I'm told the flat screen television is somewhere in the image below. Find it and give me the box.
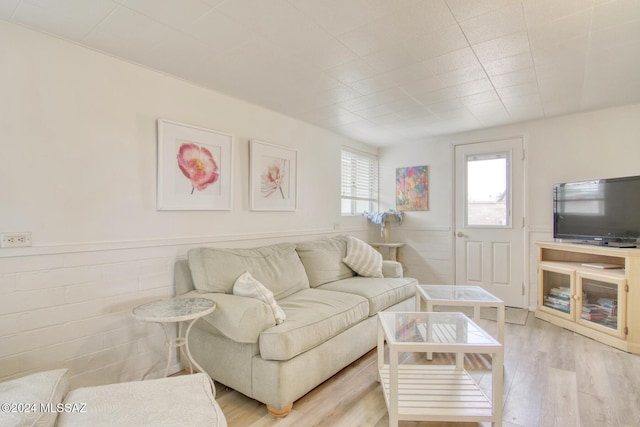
[553,175,640,247]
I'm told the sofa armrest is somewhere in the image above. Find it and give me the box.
[180,291,275,343]
[382,260,403,278]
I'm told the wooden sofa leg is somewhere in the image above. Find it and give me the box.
[267,403,293,418]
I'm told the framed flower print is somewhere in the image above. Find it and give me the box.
[250,140,297,211]
[157,119,233,210]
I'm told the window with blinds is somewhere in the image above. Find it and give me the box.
[341,149,379,215]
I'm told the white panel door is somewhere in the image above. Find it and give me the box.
[454,139,525,307]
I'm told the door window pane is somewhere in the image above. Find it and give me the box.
[466,153,509,226]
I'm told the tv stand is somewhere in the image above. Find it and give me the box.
[536,241,640,354]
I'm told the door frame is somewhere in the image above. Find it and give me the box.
[450,136,530,308]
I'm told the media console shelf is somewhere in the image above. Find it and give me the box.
[536,241,640,354]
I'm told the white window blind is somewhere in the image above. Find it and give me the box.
[341,149,379,215]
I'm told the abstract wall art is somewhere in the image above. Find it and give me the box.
[396,165,428,211]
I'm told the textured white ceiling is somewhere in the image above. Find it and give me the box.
[3,0,640,146]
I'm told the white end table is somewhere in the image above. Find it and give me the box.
[132,297,215,386]
[370,242,405,262]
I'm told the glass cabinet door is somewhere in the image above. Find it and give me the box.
[576,271,627,339]
[538,264,575,320]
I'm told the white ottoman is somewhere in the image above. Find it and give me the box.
[0,369,226,427]
[57,373,226,427]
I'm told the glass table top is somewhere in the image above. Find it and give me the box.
[417,285,503,303]
[378,311,499,346]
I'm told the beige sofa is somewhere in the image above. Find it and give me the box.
[175,236,417,417]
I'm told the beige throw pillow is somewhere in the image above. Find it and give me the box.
[342,236,384,278]
[233,271,286,325]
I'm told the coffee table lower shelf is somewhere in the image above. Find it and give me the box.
[379,364,494,423]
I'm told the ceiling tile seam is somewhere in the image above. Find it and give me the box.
[8,0,22,20]
[521,0,550,120]
[6,10,160,75]
[516,2,547,117]
[158,7,252,64]
[390,85,440,123]
[79,2,126,43]
[108,2,267,63]
[6,1,122,44]
[236,2,332,60]
[524,4,597,114]
[172,5,227,35]
[283,0,375,71]
[341,57,490,121]
[114,2,212,44]
[579,1,597,112]
[442,0,511,126]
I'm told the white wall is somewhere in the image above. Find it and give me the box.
[0,21,372,387]
[0,21,377,247]
[378,141,453,284]
[380,103,640,309]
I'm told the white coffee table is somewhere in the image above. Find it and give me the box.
[132,297,215,383]
[416,285,505,346]
[377,311,503,426]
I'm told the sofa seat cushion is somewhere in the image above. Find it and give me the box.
[258,288,369,361]
[188,243,309,299]
[295,236,354,287]
[318,277,417,316]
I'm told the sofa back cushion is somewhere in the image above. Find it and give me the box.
[295,236,355,287]
[188,243,309,299]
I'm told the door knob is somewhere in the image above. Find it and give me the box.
[456,231,464,237]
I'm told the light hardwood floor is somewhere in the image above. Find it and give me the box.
[212,314,640,427]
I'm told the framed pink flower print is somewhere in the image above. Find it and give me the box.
[250,140,297,211]
[157,120,232,210]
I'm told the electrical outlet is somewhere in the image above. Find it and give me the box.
[0,232,32,248]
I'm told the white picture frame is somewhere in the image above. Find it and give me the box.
[250,139,297,211]
[157,119,233,210]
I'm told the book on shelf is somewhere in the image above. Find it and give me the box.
[582,312,605,321]
[544,295,570,306]
[596,298,617,308]
[596,306,617,316]
[582,304,601,314]
[544,295,570,312]
[549,287,571,299]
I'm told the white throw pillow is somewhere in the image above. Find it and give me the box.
[233,271,286,325]
[0,368,69,427]
[342,236,384,278]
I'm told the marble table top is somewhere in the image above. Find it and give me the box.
[132,297,216,323]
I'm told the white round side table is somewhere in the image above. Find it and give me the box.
[132,297,216,386]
